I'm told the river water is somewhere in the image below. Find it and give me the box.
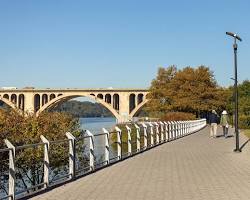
[79,117,117,134]
[79,117,118,162]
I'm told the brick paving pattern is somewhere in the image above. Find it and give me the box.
[30,127,250,200]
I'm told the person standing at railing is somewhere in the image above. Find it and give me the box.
[209,110,219,138]
[220,110,230,138]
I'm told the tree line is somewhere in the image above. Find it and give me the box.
[145,65,250,128]
[52,100,113,118]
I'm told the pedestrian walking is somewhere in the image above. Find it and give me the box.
[209,110,219,138]
[220,110,230,138]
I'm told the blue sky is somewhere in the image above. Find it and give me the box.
[0,0,249,89]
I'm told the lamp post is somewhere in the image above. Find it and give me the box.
[226,32,242,152]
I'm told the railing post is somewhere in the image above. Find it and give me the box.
[180,121,183,137]
[190,120,194,133]
[184,121,187,136]
[66,132,76,179]
[176,121,180,138]
[188,121,191,134]
[125,125,132,155]
[191,120,194,133]
[194,120,196,132]
[174,121,177,139]
[164,122,169,141]
[102,128,110,165]
[184,121,187,135]
[170,121,175,140]
[189,121,191,134]
[187,121,190,134]
[182,121,185,136]
[115,126,122,160]
[134,124,140,152]
[179,121,182,137]
[175,121,178,139]
[190,121,193,133]
[40,135,50,188]
[154,122,159,144]
[148,122,154,146]
[168,121,172,141]
[192,120,195,133]
[85,130,95,171]
[4,139,15,200]
[142,123,147,149]
[159,122,164,143]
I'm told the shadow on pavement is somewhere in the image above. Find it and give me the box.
[240,139,250,152]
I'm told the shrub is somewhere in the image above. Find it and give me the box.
[0,109,80,147]
[0,109,81,195]
[239,114,250,129]
[161,112,196,121]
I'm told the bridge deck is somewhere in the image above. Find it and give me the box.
[31,127,250,200]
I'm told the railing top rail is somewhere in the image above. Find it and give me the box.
[109,131,117,134]
[95,132,108,136]
[0,194,13,199]
[95,130,116,135]
[0,147,12,153]
[75,135,87,140]
[50,139,70,145]
[15,142,45,150]
[75,133,93,140]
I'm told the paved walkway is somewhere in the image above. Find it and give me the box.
[31,127,250,200]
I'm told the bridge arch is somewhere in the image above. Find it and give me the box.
[105,94,111,104]
[129,93,136,113]
[137,93,144,105]
[34,94,41,112]
[3,94,9,100]
[18,94,25,110]
[129,99,149,118]
[50,94,56,100]
[97,94,103,99]
[0,96,18,110]
[113,94,119,110]
[36,94,121,121]
[11,94,17,104]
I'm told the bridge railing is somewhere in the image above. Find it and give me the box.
[0,119,206,200]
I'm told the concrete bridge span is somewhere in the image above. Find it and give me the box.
[0,88,149,122]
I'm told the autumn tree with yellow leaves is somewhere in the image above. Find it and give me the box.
[146,66,228,119]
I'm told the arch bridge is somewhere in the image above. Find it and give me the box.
[0,88,149,123]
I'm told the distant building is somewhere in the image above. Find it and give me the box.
[23,87,35,89]
[1,87,17,90]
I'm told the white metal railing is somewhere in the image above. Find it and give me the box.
[0,119,206,200]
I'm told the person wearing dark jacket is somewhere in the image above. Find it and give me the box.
[209,110,219,138]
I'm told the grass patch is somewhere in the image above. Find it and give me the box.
[242,129,250,138]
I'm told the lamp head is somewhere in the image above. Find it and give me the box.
[226,32,242,41]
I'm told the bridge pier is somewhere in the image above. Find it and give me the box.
[24,93,35,113]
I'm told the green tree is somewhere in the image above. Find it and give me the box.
[226,80,250,128]
[239,80,250,116]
